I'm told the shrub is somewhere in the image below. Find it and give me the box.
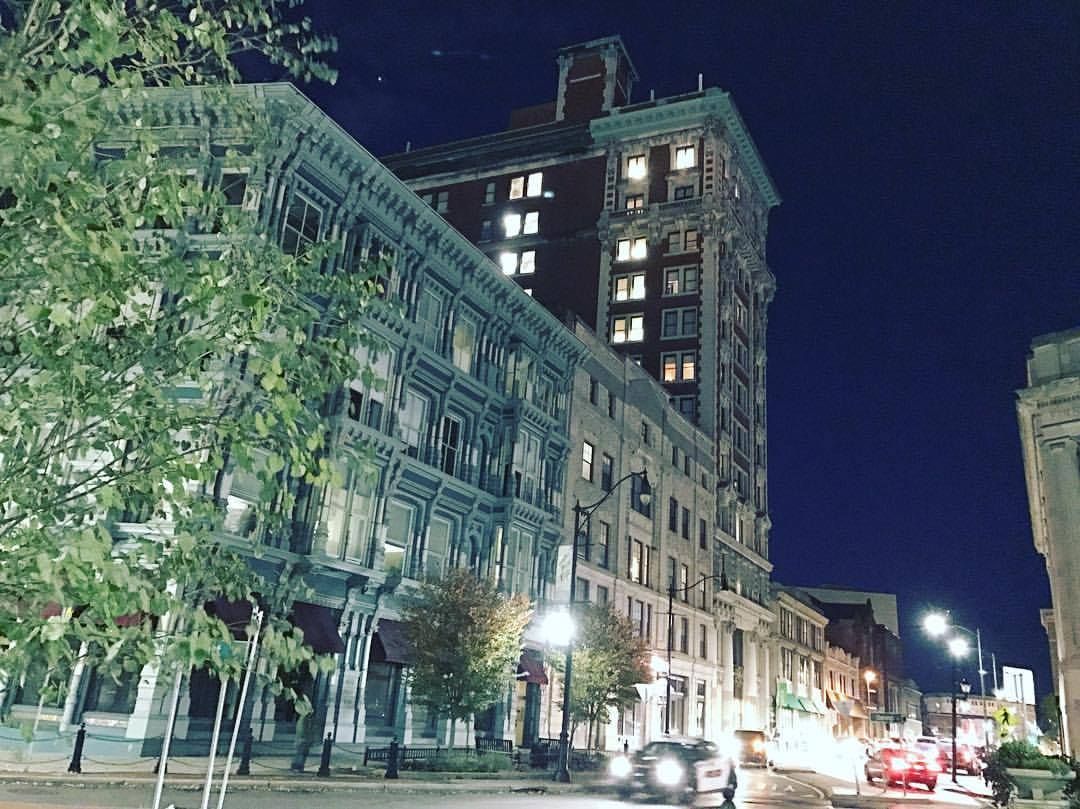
[984,742,1074,806]
[405,753,513,773]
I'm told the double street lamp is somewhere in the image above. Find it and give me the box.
[665,573,723,734]
[924,612,991,753]
[551,468,651,783]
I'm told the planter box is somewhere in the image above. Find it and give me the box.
[1006,767,1075,800]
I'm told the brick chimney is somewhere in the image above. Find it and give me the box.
[554,36,638,122]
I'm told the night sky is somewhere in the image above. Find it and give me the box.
[251,1,1080,700]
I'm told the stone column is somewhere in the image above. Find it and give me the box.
[719,623,734,732]
[743,631,759,729]
[1043,438,1080,758]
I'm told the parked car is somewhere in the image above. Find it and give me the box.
[611,737,737,804]
[733,730,769,766]
[864,746,940,791]
[937,740,984,775]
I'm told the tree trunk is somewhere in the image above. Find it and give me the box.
[448,717,456,751]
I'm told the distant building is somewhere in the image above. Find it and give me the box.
[922,693,1035,745]
[1017,326,1080,757]
[824,643,868,739]
[809,597,906,739]
[770,586,829,751]
[798,587,900,638]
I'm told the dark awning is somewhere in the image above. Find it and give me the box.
[517,651,548,685]
[207,597,254,640]
[375,618,415,666]
[290,602,345,655]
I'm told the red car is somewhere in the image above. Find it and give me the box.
[865,747,940,791]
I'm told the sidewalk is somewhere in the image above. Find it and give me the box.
[0,758,605,795]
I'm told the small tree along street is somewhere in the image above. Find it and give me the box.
[551,603,650,750]
[0,0,383,719]
[403,570,533,745]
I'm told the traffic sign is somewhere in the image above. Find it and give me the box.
[870,711,904,723]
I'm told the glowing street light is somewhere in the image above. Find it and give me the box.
[924,612,949,638]
[542,610,575,648]
[949,637,970,659]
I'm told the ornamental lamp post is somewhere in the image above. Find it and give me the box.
[948,637,971,783]
[553,468,650,783]
[924,611,991,751]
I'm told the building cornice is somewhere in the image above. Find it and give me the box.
[590,88,781,208]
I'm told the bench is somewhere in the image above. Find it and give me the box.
[363,745,444,766]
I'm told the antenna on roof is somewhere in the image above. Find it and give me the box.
[405,141,411,152]
[650,89,655,101]
[697,73,703,92]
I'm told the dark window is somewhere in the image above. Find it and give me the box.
[589,377,599,405]
[699,518,708,550]
[601,454,614,491]
[733,628,744,667]
[630,476,651,517]
[681,507,690,540]
[668,497,678,532]
[674,185,694,200]
[479,220,493,241]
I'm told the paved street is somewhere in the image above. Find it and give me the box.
[0,767,995,809]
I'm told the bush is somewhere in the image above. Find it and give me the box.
[984,742,1074,806]
[405,752,513,773]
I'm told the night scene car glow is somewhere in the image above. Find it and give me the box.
[610,737,737,804]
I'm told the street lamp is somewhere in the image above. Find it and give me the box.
[553,468,651,783]
[924,611,991,751]
[950,639,976,781]
[864,670,877,738]
[664,573,723,734]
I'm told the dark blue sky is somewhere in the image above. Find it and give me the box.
[262,1,1080,698]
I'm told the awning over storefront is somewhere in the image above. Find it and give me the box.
[776,682,804,711]
[207,597,254,639]
[290,601,345,655]
[517,651,548,685]
[797,696,825,715]
[848,699,869,719]
[374,618,415,665]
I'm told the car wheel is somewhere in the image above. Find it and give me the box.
[927,779,937,792]
[864,769,873,783]
[616,786,633,800]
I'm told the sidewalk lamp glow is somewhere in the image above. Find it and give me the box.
[542,610,575,647]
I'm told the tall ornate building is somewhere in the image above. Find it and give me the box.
[1017,326,1080,757]
[384,34,780,726]
[0,83,583,755]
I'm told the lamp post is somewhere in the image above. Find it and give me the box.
[553,469,651,783]
[947,636,970,784]
[864,670,876,738]
[664,573,723,735]
[924,612,990,750]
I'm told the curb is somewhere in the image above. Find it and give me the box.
[0,771,602,795]
[830,787,934,807]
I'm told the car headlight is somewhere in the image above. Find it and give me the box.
[655,758,685,786]
[752,740,765,752]
[610,755,632,778]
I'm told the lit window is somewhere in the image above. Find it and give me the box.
[503,213,522,238]
[453,315,477,374]
[519,250,535,274]
[499,252,518,275]
[435,191,449,213]
[626,194,644,210]
[523,211,539,234]
[484,182,496,204]
[627,154,646,179]
[526,172,543,197]
[662,354,678,382]
[684,229,698,251]
[524,288,533,296]
[509,176,525,199]
[613,272,646,301]
[616,236,647,262]
[611,314,645,344]
[681,352,696,381]
[675,145,696,169]
[582,441,594,480]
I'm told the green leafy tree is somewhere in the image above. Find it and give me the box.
[0,0,382,718]
[551,603,650,750]
[403,570,533,746]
